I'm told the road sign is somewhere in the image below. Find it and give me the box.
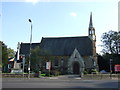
[114,65,120,72]
[46,62,51,70]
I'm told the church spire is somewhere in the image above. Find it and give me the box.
[88,12,96,41]
[89,12,93,28]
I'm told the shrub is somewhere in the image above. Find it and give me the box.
[91,69,98,74]
[41,70,50,76]
[40,74,46,76]
[83,70,88,75]
[51,70,61,76]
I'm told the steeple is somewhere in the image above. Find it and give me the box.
[88,12,96,41]
[88,12,98,71]
[89,12,93,28]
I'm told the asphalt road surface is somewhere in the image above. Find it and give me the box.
[2,76,119,89]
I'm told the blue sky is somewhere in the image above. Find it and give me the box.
[1,0,119,54]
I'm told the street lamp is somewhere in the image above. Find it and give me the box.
[110,59,112,73]
[28,19,32,79]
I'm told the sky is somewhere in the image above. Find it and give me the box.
[1,0,119,54]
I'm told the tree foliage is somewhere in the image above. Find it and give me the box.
[99,30,120,73]
[97,54,110,72]
[7,48,15,58]
[2,42,8,65]
[1,42,8,72]
[101,30,120,54]
[30,46,53,73]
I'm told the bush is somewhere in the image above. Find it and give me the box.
[42,70,50,76]
[40,74,46,76]
[83,70,88,75]
[51,70,61,76]
[91,69,98,74]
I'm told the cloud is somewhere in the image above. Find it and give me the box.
[25,0,39,5]
[70,12,78,17]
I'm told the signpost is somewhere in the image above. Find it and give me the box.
[114,65,120,73]
[46,62,51,70]
[109,59,112,78]
[109,59,112,74]
[46,62,51,77]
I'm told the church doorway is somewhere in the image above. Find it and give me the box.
[73,62,80,74]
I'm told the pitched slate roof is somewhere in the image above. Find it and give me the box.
[40,36,93,56]
[20,43,40,56]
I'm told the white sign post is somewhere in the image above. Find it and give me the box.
[46,62,51,70]
[46,62,51,77]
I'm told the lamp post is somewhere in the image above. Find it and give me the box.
[22,55,25,78]
[28,19,32,79]
[110,59,112,73]
[109,59,112,78]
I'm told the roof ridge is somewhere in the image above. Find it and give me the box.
[42,36,88,39]
[21,42,40,44]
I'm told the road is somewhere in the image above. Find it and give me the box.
[2,75,119,89]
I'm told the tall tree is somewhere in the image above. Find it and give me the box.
[30,46,53,73]
[7,48,15,58]
[101,31,120,72]
[101,30,120,54]
[30,46,42,72]
[2,42,8,72]
[2,43,8,65]
[97,54,110,72]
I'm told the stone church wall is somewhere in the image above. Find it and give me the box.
[83,56,95,72]
[39,55,95,74]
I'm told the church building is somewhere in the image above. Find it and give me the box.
[19,13,98,75]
